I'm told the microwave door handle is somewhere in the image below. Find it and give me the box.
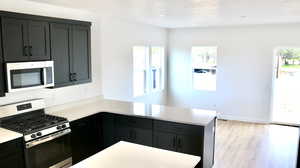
[43,67,47,86]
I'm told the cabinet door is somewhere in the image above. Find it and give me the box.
[50,23,72,87]
[1,17,29,62]
[71,25,91,84]
[132,128,153,147]
[101,113,116,149]
[0,138,25,168]
[153,131,177,152]
[115,126,132,143]
[28,20,50,61]
[70,116,101,164]
[0,23,5,97]
[176,135,203,156]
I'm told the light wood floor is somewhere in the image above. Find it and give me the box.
[213,120,299,168]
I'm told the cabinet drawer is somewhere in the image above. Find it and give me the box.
[115,115,153,130]
[154,120,204,136]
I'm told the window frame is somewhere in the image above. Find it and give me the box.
[191,46,218,92]
[133,46,165,98]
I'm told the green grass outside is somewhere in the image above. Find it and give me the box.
[281,64,300,69]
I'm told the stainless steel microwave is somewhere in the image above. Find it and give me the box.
[6,61,54,93]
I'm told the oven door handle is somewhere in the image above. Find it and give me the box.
[26,129,71,149]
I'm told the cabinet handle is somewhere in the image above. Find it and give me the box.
[29,46,33,56]
[173,137,176,148]
[177,138,182,149]
[73,73,77,81]
[24,46,28,56]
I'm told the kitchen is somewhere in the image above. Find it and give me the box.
[0,0,300,168]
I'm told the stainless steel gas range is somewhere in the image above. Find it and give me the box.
[0,99,72,168]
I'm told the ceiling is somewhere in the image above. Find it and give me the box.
[28,0,300,28]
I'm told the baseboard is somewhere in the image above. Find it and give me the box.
[218,114,270,124]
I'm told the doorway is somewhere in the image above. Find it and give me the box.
[272,48,300,126]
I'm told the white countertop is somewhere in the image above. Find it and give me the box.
[71,141,200,168]
[0,127,23,144]
[47,97,216,126]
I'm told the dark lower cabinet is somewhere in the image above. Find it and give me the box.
[153,120,215,168]
[69,113,215,168]
[153,131,177,152]
[114,115,153,147]
[0,138,25,168]
[101,113,117,148]
[70,114,101,164]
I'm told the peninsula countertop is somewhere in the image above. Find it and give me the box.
[47,97,216,126]
[71,141,201,168]
[0,127,22,144]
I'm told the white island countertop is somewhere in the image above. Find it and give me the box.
[0,127,23,144]
[71,141,200,168]
[47,97,216,126]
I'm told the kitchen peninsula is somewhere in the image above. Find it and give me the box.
[47,97,216,168]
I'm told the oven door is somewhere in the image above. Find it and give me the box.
[24,129,72,168]
[6,61,54,92]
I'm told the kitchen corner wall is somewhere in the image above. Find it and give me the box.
[0,0,103,106]
[100,17,168,105]
[167,24,300,123]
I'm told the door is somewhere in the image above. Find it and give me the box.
[153,131,177,152]
[1,17,29,62]
[28,21,50,61]
[272,48,300,125]
[71,25,91,83]
[50,23,72,87]
[176,135,202,156]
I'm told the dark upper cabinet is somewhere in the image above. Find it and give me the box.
[70,114,101,164]
[1,17,50,62]
[1,17,28,62]
[27,20,50,61]
[0,138,25,168]
[50,23,72,87]
[50,23,91,88]
[72,25,91,84]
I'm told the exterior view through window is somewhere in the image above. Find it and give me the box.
[192,47,217,91]
[272,47,300,125]
[133,46,164,97]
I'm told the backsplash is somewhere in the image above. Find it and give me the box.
[0,83,102,107]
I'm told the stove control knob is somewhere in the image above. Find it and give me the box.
[31,134,36,139]
[57,126,62,130]
[61,124,66,129]
[37,132,42,136]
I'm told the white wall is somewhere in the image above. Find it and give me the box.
[0,0,103,106]
[168,24,300,123]
[101,17,168,104]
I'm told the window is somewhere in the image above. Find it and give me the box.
[192,46,217,91]
[133,46,164,97]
